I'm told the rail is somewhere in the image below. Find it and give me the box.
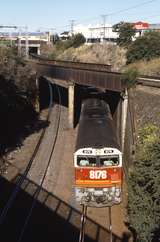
[79,205,87,242]
[0,81,53,224]
[17,84,62,242]
[79,205,113,242]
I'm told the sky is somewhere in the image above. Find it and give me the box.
[0,0,160,32]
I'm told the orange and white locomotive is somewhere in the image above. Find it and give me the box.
[74,98,123,207]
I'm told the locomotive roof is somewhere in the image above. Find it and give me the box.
[75,98,120,151]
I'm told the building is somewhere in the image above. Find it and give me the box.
[59,21,160,45]
[59,24,118,44]
[0,31,51,55]
[133,21,160,37]
[73,24,118,43]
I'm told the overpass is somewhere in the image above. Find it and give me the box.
[34,59,128,149]
[35,60,123,92]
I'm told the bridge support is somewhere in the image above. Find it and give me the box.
[68,82,75,129]
[121,88,128,152]
[37,47,40,55]
[35,75,40,113]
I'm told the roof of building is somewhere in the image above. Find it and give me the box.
[149,24,160,29]
[0,32,49,37]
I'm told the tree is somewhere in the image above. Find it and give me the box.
[71,33,86,48]
[127,31,160,64]
[55,33,86,51]
[113,21,136,47]
[0,46,37,154]
[128,124,160,242]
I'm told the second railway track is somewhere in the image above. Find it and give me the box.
[0,81,54,225]
[16,86,62,241]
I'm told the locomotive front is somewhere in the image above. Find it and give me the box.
[74,147,122,207]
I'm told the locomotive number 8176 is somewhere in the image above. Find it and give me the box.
[74,98,123,207]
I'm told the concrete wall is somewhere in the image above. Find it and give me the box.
[123,90,136,177]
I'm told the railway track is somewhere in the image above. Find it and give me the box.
[79,206,113,242]
[138,76,160,87]
[0,81,53,225]
[0,81,65,242]
[17,86,62,241]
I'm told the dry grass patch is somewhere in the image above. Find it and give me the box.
[56,43,126,71]
[123,58,160,76]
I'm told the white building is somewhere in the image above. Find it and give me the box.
[73,24,118,43]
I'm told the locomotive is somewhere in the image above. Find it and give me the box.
[74,98,123,207]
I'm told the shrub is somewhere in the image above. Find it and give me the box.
[113,22,136,47]
[71,33,86,48]
[127,31,160,64]
[122,67,139,88]
[55,33,86,52]
[128,124,160,242]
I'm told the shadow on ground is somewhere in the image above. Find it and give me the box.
[0,175,131,242]
[0,116,50,161]
[0,76,51,163]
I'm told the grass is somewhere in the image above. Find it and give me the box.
[42,43,127,71]
[123,57,160,76]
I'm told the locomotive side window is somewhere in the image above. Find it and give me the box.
[100,156,119,166]
[77,156,96,167]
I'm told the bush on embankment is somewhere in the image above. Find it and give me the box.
[126,31,160,64]
[128,124,160,242]
[0,46,37,154]
[122,57,160,76]
[50,43,127,71]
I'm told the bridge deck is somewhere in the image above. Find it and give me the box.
[36,62,123,92]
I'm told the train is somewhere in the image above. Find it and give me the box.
[74,98,123,207]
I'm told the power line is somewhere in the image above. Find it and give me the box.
[101,15,107,40]
[107,0,159,16]
[75,0,159,25]
[51,0,159,32]
[116,10,160,23]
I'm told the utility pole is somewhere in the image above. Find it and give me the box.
[18,27,22,57]
[101,14,107,42]
[70,20,75,36]
[25,26,29,58]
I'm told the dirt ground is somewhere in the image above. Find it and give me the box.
[1,84,160,241]
[134,85,160,130]
[2,109,48,181]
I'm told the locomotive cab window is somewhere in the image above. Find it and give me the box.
[77,156,96,167]
[100,156,119,166]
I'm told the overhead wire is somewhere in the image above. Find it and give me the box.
[63,0,159,27]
